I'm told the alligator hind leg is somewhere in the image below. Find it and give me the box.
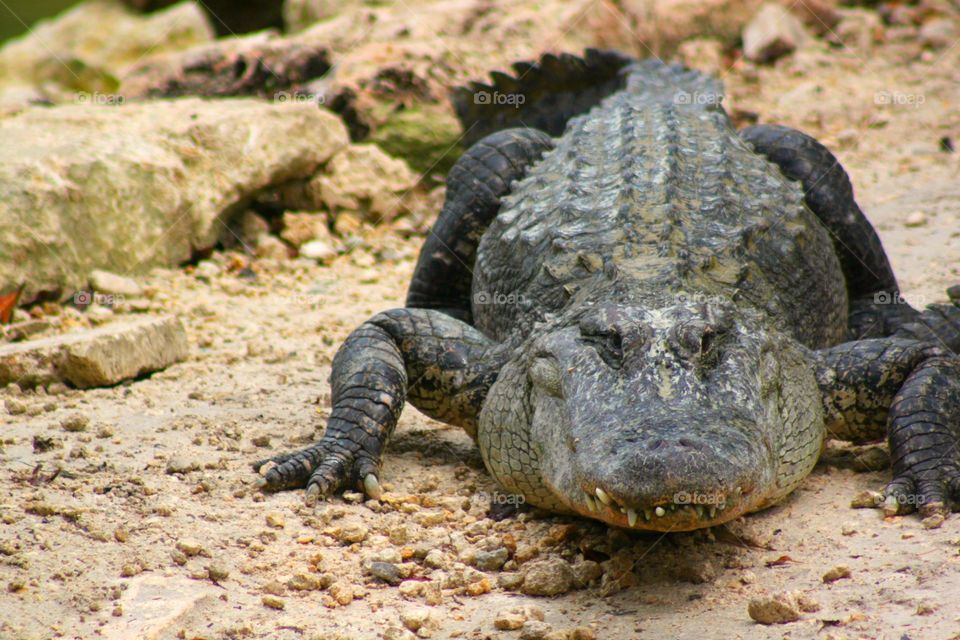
[253,309,506,502]
[814,339,960,516]
[405,128,553,323]
[740,125,917,339]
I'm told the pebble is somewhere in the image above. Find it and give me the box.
[5,398,27,415]
[90,269,143,297]
[920,17,957,49]
[916,600,938,615]
[383,628,417,640]
[822,565,851,583]
[206,564,229,582]
[521,557,575,596]
[474,547,509,571]
[743,3,807,64]
[850,490,882,509]
[300,240,337,263]
[368,561,404,585]
[175,539,206,557]
[572,559,602,586]
[120,563,142,577]
[398,580,423,598]
[399,606,437,632]
[55,413,88,434]
[261,580,285,596]
[519,621,554,640]
[904,211,928,227]
[261,595,285,610]
[328,581,355,606]
[287,572,321,591]
[166,456,201,475]
[338,522,368,544]
[922,513,945,529]
[423,549,448,569]
[494,605,545,630]
[265,512,285,529]
[748,592,801,624]
[498,572,524,590]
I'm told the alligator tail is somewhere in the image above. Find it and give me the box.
[451,49,723,147]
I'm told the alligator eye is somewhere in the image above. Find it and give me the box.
[578,332,624,369]
[529,357,564,398]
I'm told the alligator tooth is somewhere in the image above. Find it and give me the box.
[584,494,598,512]
[735,486,743,496]
[627,508,639,527]
[595,488,612,506]
[708,506,717,519]
[620,506,627,514]
[654,506,666,517]
[695,505,706,519]
[643,509,653,521]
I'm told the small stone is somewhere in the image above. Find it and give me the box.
[465,577,492,596]
[399,606,437,632]
[287,572,321,591]
[261,595,285,610]
[255,235,290,260]
[795,592,821,613]
[328,581,355,606]
[120,563,142,577]
[743,3,807,63]
[383,628,417,640]
[494,605,544,630]
[251,435,270,447]
[423,549,447,569]
[571,627,596,640]
[61,413,89,432]
[170,550,187,566]
[338,522,368,544]
[498,572,524,590]
[90,270,143,297]
[840,522,857,536]
[521,557,575,596]
[474,547,509,571]
[265,512,285,529]
[916,600,938,615]
[175,539,205,557]
[5,398,27,415]
[113,528,129,543]
[398,580,424,598]
[368,561,404,585]
[922,513,945,530]
[300,240,337,263]
[262,580,285,596]
[572,560,602,586]
[905,211,928,227]
[850,490,883,509]
[822,565,851,583]
[519,621,554,640]
[166,455,200,475]
[748,592,801,624]
[206,564,229,582]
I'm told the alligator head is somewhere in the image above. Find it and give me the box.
[478,297,823,532]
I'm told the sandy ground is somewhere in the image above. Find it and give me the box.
[3,25,960,640]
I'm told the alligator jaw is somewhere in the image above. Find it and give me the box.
[578,485,749,531]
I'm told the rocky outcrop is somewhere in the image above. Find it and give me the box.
[0,98,348,302]
[0,0,213,101]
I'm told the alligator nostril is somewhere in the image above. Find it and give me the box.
[647,438,666,451]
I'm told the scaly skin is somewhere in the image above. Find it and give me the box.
[255,52,960,531]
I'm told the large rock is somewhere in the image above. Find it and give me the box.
[0,315,188,389]
[0,0,213,100]
[0,98,349,302]
[306,144,418,222]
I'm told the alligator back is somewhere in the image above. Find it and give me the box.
[472,61,848,347]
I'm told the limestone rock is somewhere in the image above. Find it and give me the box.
[0,315,188,389]
[306,144,417,223]
[0,98,348,302]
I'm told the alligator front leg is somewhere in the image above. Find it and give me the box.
[814,339,960,516]
[253,309,504,503]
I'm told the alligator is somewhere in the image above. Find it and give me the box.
[255,50,960,531]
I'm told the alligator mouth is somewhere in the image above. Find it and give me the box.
[580,485,750,530]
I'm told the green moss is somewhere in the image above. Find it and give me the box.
[369,104,464,179]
